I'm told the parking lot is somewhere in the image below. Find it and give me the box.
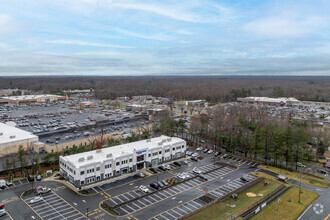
[22,192,85,220]
[151,174,258,220]
[0,178,30,191]
[0,212,13,220]
[112,165,236,216]
[85,174,144,194]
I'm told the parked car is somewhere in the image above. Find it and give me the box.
[158,181,165,188]
[158,165,166,171]
[223,154,229,158]
[173,162,181,167]
[30,196,43,204]
[207,150,213,154]
[317,169,328,175]
[297,162,306,168]
[28,175,34,182]
[0,179,6,189]
[149,168,158,173]
[196,147,202,151]
[182,160,189,165]
[177,172,190,179]
[0,209,6,217]
[134,172,145,178]
[186,151,193,156]
[191,157,198,162]
[161,180,169,186]
[199,140,205,143]
[35,186,51,195]
[139,185,150,193]
[241,175,249,182]
[164,164,171,170]
[36,175,42,181]
[192,153,199,157]
[149,182,160,190]
[203,149,209,153]
[6,181,13,187]
[199,174,208,181]
[193,167,202,174]
[214,152,221,156]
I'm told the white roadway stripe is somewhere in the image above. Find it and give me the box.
[159,214,170,220]
[123,204,135,212]
[176,206,188,214]
[41,206,72,217]
[92,187,98,193]
[73,216,85,220]
[131,201,141,209]
[182,204,194,212]
[191,200,203,207]
[157,191,167,197]
[120,207,130,214]
[121,194,130,201]
[97,186,103,192]
[109,198,117,204]
[186,202,199,209]
[153,194,163,200]
[64,212,82,219]
[166,211,177,219]
[116,196,124,203]
[171,209,182,217]
[136,199,147,207]
[126,192,136,199]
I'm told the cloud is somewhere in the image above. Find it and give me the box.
[44,40,134,48]
[244,15,323,38]
[112,27,172,41]
[0,14,11,26]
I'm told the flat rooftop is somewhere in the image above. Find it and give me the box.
[1,94,65,101]
[0,122,38,145]
[62,135,185,167]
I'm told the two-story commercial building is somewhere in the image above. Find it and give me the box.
[59,135,186,187]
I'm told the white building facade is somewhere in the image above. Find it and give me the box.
[59,135,186,187]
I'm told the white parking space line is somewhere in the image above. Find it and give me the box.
[143,198,152,204]
[159,214,170,220]
[131,201,141,209]
[126,192,136,199]
[136,199,147,206]
[191,200,203,207]
[186,202,198,209]
[153,194,163,200]
[116,196,124,203]
[158,191,167,197]
[171,209,182,217]
[65,212,81,219]
[176,206,188,214]
[124,204,135,212]
[120,207,130,214]
[121,194,130,201]
[166,211,178,219]
[148,195,158,202]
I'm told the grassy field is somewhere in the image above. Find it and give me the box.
[260,165,329,188]
[251,186,319,220]
[186,178,280,220]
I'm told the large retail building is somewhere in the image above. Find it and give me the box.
[59,135,186,187]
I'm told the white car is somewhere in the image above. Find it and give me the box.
[208,150,213,154]
[30,196,43,204]
[192,153,198,157]
[177,172,190,179]
[139,185,150,193]
[193,167,202,174]
[196,147,202,151]
[164,164,171,170]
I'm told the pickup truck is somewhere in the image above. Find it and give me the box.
[35,186,52,195]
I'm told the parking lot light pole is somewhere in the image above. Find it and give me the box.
[86,207,89,219]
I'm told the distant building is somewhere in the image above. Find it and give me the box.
[80,101,98,108]
[64,89,94,97]
[186,100,206,107]
[59,135,186,187]
[0,122,39,156]
[0,94,67,104]
[237,97,299,106]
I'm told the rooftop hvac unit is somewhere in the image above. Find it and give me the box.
[87,155,93,160]
[78,157,85,162]
[106,153,112,158]
[96,149,102,153]
[10,135,16,139]
[0,133,3,136]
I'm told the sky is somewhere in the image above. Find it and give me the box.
[0,0,330,76]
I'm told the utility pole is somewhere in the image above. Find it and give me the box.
[298,172,302,203]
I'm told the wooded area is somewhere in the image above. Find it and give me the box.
[0,76,329,102]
